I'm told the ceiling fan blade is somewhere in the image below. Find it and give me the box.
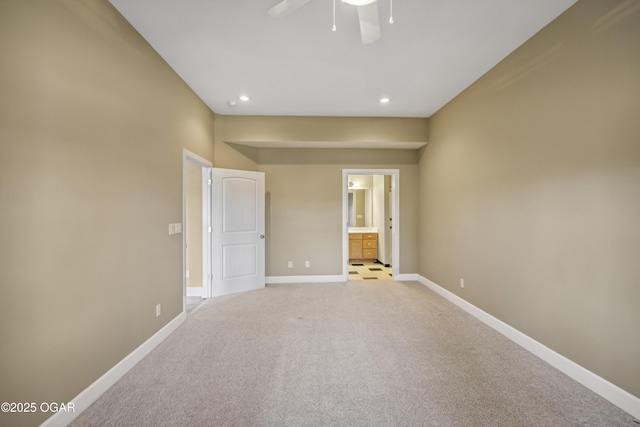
[357,2,381,44]
[268,0,312,18]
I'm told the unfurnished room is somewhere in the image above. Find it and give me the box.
[1,0,639,426]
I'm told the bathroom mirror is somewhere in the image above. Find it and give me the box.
[348,189,372,227]
[348,175,375,228]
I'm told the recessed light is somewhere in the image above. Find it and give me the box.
[227,101,237,107]
[239,95,250,102]
[380,97,390,104]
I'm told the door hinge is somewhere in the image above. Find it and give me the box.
[208,226,212,233]
[208,179,212,186]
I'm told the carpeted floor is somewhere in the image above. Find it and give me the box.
[186,295,203,313]
[71,281,637,426]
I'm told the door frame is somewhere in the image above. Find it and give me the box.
[342,169,400,279]
[182,149,213,312]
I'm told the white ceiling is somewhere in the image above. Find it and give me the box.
[109,0,577,118]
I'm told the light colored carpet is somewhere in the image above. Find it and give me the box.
[186,296,203,313]
[71,281,637,426]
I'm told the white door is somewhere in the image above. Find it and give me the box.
[210,168,265,297]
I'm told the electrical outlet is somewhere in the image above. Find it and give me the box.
[305,261,310,268]
[460,279,464,288]
[156,304,161,317]
[288,261,293,268]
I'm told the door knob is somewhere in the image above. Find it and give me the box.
[260,235,265,239]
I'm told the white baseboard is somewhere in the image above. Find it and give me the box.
[186,286,203,297]
[266,275,345,284]
[414,274,640,420]
[40,312,187,427]
[394,273,419,281]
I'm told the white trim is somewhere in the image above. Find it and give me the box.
[266,275,345,284]
[342,169,400,279]
[394,273,419,281]
[413,274,640,420]
[201,167,212,299]
[186,286,204,297]
[40,312,186,427]
[182,149,212,168]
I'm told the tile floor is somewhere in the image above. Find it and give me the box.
[348,261,393,280]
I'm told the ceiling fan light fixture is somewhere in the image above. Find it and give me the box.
[341,0,377,6]
[272,0,392,44]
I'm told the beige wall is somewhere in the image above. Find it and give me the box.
[418,0,640,399]
[219,115,428,144]
[212,113,428,171]
[259,150,419,277]
[217,115,427,277]
[212,114,259,171]
[0,1,215,426]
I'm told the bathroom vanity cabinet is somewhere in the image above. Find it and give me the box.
[349,233,378,260]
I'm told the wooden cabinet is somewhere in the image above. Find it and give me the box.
[349,233,363,259]
[349,233,378,260]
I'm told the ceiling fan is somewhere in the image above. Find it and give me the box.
[268,0,390,44]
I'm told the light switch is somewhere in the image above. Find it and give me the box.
[175,223,182,233]
[168,224,175,235]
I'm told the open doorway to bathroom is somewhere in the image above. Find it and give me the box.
[183,150,212,314]
[343,169,399,281]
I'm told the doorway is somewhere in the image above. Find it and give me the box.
[182,151,266,313]
[342,169,399,281]
[183,150,212,313]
